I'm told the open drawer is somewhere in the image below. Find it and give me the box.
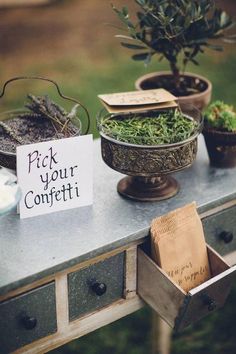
[137,245,236,331]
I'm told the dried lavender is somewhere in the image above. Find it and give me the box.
[0,121,25,145]
[0,95,81,152]
[24,94,81,135]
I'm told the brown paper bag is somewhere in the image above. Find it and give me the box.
[151,202,211,292]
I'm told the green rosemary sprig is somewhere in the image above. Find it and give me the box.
[100,110,197,145]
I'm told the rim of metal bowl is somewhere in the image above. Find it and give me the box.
[0,108,82,157]
[98,109,203,149]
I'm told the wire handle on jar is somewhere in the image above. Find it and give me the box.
[0,76,90,135]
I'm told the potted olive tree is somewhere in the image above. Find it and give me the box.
[112,0,234,110]
[203,101,236,168]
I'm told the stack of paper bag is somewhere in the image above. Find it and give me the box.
[151,202,211,292]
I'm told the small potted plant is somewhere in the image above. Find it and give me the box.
[112,0,234,110]
[203,101,236,168]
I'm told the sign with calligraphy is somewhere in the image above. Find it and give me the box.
[17,135,93,219]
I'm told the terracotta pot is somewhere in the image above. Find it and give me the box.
[203,127,236,168]
[135,71,212,111]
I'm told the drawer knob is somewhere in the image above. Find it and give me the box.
[207,301,217,312]
[219,231,233,244]
[21,314,37,330]
[91,281,107,296]
[202,294,217,312]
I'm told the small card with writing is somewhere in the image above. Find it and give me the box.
[17,135,93,219]
[151,202,211,292]
[98,88,178,114]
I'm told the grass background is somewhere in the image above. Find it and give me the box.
[0,1,236,353]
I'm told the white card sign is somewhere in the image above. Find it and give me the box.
[17,135,93,219]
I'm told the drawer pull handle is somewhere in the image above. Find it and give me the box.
[219,231,233,244]
[202,294,217,312]
[21,314,37,330]
[91,281,107,296]
[207,300,216,312]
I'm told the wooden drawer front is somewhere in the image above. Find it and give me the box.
[203,206,236,255]
[68,252,125,321]
[137,246,236,332]
[0,282,57,353]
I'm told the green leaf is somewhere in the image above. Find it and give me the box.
[206,44,223,51]
[132,52,150,61]
[136,0,146,7]
[112,5,135,29]
[144,52,153,66]
[122,6,128,17]
[115,35,136,40]
[223,34,236,44]
[121,42,147,50]
[190,58,199,65]
[220,11,231,28]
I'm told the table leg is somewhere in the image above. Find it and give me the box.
[151,312,172,354]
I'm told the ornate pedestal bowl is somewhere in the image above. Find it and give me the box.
[98,106,202,202]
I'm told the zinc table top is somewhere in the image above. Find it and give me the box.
[0,136,235,296]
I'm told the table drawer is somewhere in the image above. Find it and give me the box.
[203,205,236,255]
[137,245,236,332]
[68,252,125,321]
[0,282,57,353]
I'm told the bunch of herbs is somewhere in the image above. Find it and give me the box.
[100,110,197,145]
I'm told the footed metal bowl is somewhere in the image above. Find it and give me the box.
[98,105,202,202]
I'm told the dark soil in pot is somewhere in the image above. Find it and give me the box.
[135,72,212,111]
[137,74,208,97]
[0,115,79,153]
[203,127,236,168]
